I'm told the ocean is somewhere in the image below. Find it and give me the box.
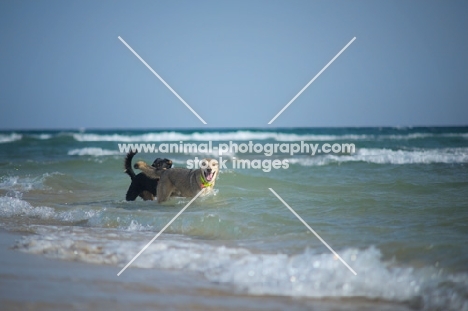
[0,127,467,310]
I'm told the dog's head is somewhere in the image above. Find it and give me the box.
[200,158,219,183]
[152,158,173,170]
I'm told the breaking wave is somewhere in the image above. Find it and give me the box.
[13,225,468,311]
[289,148,468,166]
[68,148,121,156]
[0,133,22,143]
[71,131,468,142]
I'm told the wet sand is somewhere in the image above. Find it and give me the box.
[0,229,414,311]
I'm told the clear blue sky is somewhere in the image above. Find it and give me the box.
[1,0,467,129]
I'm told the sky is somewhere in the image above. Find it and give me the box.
[0,0,467,129]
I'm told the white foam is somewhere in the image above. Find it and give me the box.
[14,226,468,310]
[385,133,434,140]
[0,133,22,143]
[72,131,468,143]
[0,173,61,192]
[385,133,467,140]
[72,131,373,142]
[183,148,235,159]
[126,219,153,231]
[443,133,468,139]
[289,148,468,166]
[68,148,121,156]
[31,133,53,140]
[0,195,106,225]
[0,196,55,218]
[0,176,20,190]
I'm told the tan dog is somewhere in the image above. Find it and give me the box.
[134,158,219,203]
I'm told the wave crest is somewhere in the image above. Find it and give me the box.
[68,148,120,156]
[0,133,22,144]
[14,226,468,310]
[72,131,468,142]
[289,148,468,166]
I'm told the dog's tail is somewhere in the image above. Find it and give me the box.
[124,150,137,180]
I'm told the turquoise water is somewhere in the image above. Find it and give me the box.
[1,127,467,310]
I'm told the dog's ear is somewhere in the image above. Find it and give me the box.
[152,158,163,168]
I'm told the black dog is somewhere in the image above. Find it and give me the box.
[124,150,173,201]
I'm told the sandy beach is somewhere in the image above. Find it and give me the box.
[1,228,417,311]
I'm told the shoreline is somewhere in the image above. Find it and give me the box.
[0,228,414,311]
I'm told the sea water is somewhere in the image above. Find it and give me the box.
[0,127,467,310]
